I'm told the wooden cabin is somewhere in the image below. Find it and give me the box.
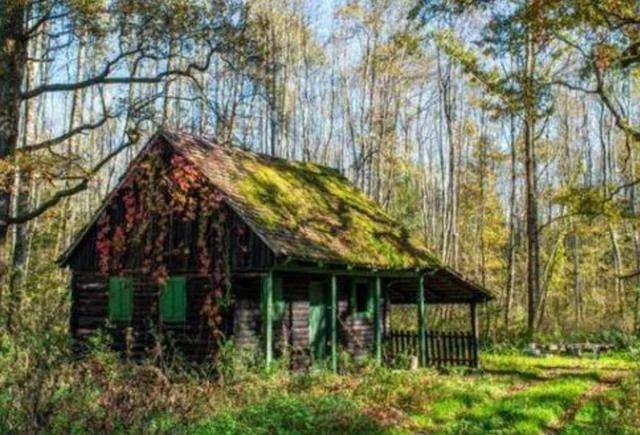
[59,130,492,369]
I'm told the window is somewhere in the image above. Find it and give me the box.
[351,280,372,316]
[160,277,187,323]
[109,277,133,322]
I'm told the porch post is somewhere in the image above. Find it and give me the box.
[417,273,426,367]
[374,275,382,364]
[470,302,478,368]
[262,271,274,367]
[330,274,338,372]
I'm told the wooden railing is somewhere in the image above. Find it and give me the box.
[383,330,478,367]
[384,329,419,358]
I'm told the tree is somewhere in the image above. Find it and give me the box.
[0,0,246,287]
[543,0,640,142]
[412,0,558,336]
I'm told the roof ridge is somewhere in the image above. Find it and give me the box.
[160,129,346,179]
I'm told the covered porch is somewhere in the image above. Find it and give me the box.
[383,268,491,368]
[256,265,492,370]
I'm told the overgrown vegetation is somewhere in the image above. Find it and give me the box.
[2,330,637,433]
[1,0,640,432]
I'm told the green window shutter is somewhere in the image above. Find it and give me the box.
[109,277,133,322]
[273,278,285,321]
[161,277,186,323]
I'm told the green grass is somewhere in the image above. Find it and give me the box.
[191,394,383,434]
[445,376,594,434]
[561,387,624,435]
[3,348,637,433]
[183,352,635,434]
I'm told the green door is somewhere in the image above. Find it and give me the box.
[309,281,328,362]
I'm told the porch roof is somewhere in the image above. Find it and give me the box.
[384,267,492,304]
[423,268,492,304]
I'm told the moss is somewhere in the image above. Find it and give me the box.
[222,149,439,269]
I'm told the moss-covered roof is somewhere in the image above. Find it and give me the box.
[163,131,440,270]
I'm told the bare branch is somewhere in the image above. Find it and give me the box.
[21,39,219,100]
[593,63,640,142]
[7,138,134,224]
[20,91,118,153]
[619,269,640,280]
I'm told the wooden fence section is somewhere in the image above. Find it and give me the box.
[383,330,478,367]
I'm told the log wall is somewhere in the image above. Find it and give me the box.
[66,169,276,362]
[231,277,262,352]
[270,274,378,366]
[71,269,383,366]
[277,275,313,368]
[71,271,219,361]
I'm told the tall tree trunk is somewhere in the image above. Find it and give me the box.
[478,111,487,287]
[570,226,582,330]
[608,225,624,316]
[505,114,518,331]
[437,49,457,263]
[0,3,26,302]
[6,20,37,330]
[54,40,86,256]
[436,48,448,260]
[162,38,177,126]
[523,22,539,338]
[634,230,640,334]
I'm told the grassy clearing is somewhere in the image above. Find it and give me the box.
[444,376,594,434]
[2,343,637,433]
[182,352,636,434]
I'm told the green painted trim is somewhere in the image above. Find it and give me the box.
[262,271,274,367]
[330,274,338,372]
[374,276,382,365]
[108,277,133,322]
[417,274,426,367]
[272,264,422,279]
[160,276,187,323]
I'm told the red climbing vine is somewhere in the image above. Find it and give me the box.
[95,145,230,339]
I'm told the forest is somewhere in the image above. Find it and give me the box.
[0,0,639,433]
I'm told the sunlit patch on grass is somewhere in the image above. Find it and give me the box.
[444,376,595,434]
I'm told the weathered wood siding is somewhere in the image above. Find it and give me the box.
[66,144,276,361]
[337,277,384,361]
[70,272,108,343]
[66,204,275,273]
[276,274,313,368]
[229,218,276,271]
[343,316,374,359]
[271,275,379,366]
[71,271,223,361]
[231,277,262,352]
